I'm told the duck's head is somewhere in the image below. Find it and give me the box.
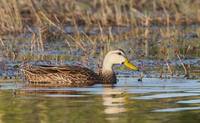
[102,49,139,72]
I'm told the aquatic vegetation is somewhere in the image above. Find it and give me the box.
[0,0,199,79]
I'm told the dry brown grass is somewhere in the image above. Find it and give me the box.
[0,0,199,62]
[0,0,199,34]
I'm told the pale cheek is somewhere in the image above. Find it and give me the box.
[110,55,125,64]
[117,58,126,64]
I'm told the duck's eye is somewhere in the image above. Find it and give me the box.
[118,52,122,55]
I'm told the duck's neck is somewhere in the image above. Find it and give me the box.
[101,60,116,84]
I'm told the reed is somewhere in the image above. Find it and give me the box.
[0,0,199,62]
[0,0,199,33]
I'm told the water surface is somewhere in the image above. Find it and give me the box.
[0,76,200,123]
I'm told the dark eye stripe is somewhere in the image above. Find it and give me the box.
[118,49,125,54]
[118,52,122,55]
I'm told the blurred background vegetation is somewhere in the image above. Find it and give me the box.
[0,0,200,62]
[0,0,200,32]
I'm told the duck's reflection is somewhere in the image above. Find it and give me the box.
[102,85,127,115]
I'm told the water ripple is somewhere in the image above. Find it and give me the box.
[153,107,200,112]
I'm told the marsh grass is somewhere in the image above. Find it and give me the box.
[0,0,199,33]
[0,0,200,76]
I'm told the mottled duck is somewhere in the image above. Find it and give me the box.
[21,49,139,87]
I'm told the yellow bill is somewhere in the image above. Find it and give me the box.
[124,59,139,71]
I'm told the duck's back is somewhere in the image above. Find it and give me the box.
[21,65,101,87]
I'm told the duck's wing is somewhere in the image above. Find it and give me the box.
[22,64,72,74]
[23,65,96,75]
[22,64,102,87]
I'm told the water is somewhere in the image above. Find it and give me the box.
[0,76,200,123]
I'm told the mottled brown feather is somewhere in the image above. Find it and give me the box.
[22,64,102,87]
